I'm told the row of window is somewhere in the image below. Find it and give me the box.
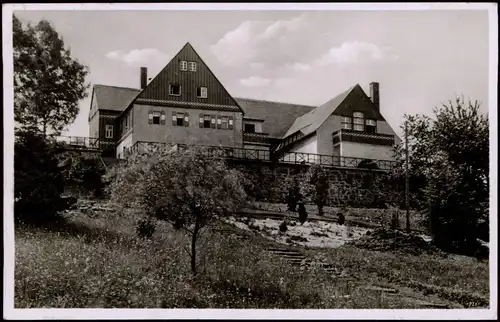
[341,112,377,133]
[180,61,197,72]
[169,84,207,98]
[148,111,234,130]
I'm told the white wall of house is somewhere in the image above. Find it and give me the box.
[316,114,342,155]
[289,134,318,154]
[341,142,395,160]
[116,133,133,159]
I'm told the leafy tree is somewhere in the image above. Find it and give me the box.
[108,146,247,275]
[14,130,70,225]
[13,15,89,135]
[393,97,489,253]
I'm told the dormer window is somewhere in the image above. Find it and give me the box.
[244,123,256,133]
[169,84,181,96]
[188,62,197,72]
[180,61,188,71]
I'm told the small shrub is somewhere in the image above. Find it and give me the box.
[136,218,156,239]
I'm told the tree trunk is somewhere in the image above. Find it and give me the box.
[190,216,201,276]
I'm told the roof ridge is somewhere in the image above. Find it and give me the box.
[235,97,317,108]
[94,84,140,91]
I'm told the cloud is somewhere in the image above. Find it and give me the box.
[250,62,265,70]
[240,76,272,88]
[316,41,399,66]
[211,14,310,68]
[106,48,168,67]
[286,62,312,72]
[315,41,399,66]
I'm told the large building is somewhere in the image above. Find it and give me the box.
[88,42,401,165]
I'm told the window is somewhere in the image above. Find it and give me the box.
[354,124,364,131]
[353,111,364,131]
[203,115,211,128]
[366,119,376,134]
[211,115,216,129]
[180,61,188,71]
[188,62,197,72]
[152,112,160,125]
[169,84,181,96]
[177,113,184,126]
[197,87,207,98]
[173,112,189,127]
[244,123,256,133]
[105,125,113,139]
[228,117,234,130]
[341,116,352,130]
[221,116,229,129]
[366,119,376,126]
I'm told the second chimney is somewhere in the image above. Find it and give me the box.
[369,82,380,111]
[140,67,148,89]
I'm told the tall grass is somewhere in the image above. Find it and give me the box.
[14,206,424,308]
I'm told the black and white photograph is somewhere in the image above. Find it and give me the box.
[3,3,497,320]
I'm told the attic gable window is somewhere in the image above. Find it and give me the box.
[169,84,181,96]
[197,87,208,98]
[366,119,377,134]
[180,61,188,71]
[341,116,352,130]
[353,111,364,131]
[188,62,197,72]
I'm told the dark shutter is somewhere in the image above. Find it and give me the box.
[216,115,221,129]
[199,114,204,128]
[172,112,177,126]
[148,111,153,124]
[211,115,216,129]
[160,111,166,125]
[184,112,189,127]
[229,116,234,130]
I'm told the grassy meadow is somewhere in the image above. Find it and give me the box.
[14,201,489,309]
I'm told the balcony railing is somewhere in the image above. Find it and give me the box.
[332,129,395,146]
[243,132,271,144]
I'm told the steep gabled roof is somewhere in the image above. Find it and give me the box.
[135,42,243,113]
[235,98,316,138]
[283,85,354,138]
[93,84,140,112]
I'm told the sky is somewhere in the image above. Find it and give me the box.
[13,8,491,138]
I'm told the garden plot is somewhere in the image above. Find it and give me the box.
[224,216,369,248]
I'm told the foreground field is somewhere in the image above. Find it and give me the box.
[14,201,489,309]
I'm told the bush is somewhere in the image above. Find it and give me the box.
[136,218,156,239]
[14,130,69,225]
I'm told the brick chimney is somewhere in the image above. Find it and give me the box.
[369,82,380,111]
[140,67,148,89]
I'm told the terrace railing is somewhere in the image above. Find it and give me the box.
[130,141,396,170]
[49,136,101,150]
[276,151,395,170]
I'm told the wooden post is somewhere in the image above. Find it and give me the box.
[405,121,410,232]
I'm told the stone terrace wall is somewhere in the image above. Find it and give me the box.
[228,160,403,209]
